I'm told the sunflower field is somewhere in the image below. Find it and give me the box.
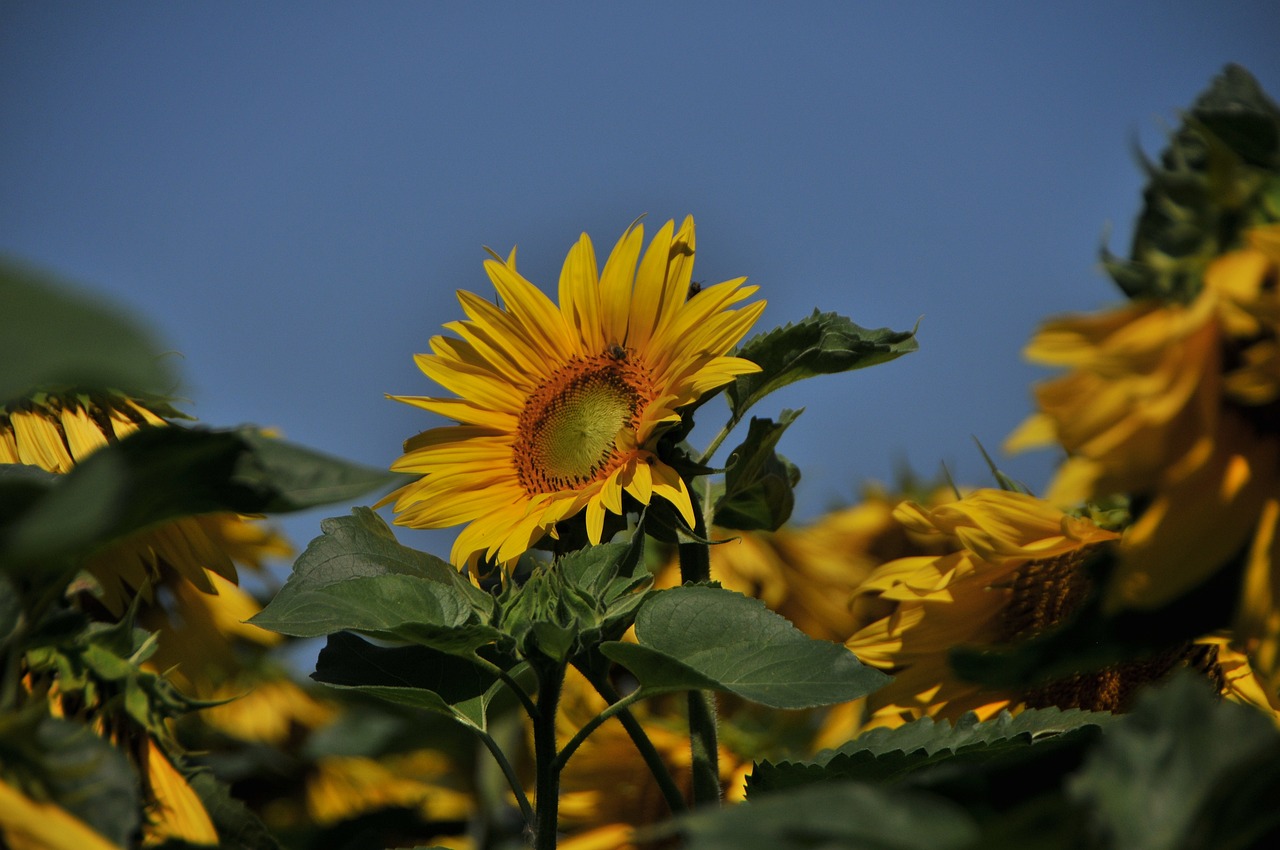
[5,64,1280,850]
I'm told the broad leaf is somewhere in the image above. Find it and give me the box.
[1067,672,1280,850]
[251,508,501,654]
[312,632,518,729]
[0,713,140,847]
[726,311,917,420]
[0,426,400,569]
[0,258,175,402]
[187,771,282,850]
[601,585,889,708]
[749,707,1110,794]
[713,410,801,531]
[667,780,977,850]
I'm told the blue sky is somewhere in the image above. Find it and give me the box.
[3,2,1279,563]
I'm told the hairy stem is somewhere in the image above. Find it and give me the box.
[531,660,566,850]
[678,489,721,807]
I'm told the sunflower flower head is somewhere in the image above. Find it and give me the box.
[845,489,1274,727]
[386,217,765,568]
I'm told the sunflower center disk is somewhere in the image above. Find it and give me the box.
[998,549,1224,712]
[516,356,650,494]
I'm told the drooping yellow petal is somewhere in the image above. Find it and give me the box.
[0,778,125,850]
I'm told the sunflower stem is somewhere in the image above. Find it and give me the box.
[552,685,646,772]
[531,657,566,850]
[697,417,739,467]
[475,657,540,721]
[569,662,689,815]
[678,489,722,807]
[473,726,535,829]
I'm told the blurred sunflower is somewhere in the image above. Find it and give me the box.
[1008,225,1280,674]
[384,217,765,568]
[0,391,290,614]
[846,489,1280,728]
[2,390,296,846]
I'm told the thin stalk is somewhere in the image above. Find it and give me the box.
[531,661,566,850]
[696,417,739,468]
[575,666,688,815]
[474,657,540,720]
[678,490,721,807]
[473,727,534,828]
[551,686,647,772]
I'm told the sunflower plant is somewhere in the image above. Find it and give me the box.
[250,216,916,848]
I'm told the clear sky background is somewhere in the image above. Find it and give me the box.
[4,2,1279,566]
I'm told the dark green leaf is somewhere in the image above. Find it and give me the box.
[601,585,889,708]
[0,427,400,570]
[312,633,534,730]
[713,410,802,531]
[725,311,917,420]
[0,713,141,847]
[1067,671,1280,850]
[251,508,501,655]
[231,429,405,512]
[665,780,977,850]
[187,770,283,850]
[749,707,1110,795]
[0,258,176,402]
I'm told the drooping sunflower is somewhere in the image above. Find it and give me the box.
[1007,225,1280,676]
[845,489,1280,728]
[385,217,766,567]
[0,391,291,614]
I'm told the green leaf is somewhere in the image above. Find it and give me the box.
[601,585,889,708]
[725,310,917,421]
[312,632,513,729]
[0,258,176,402]
[712,410,802,531]
[187,770,283,850]
[1067,671,1280,850]
[231,428,405,512]
[665,780,977,850]
[251,508,501,655]
[748,707,1111,795]
[0,712,141,847]
[0,426,400,570]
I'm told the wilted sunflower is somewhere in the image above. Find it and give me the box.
[846,489,1280,727]
[385,217,765,567]
[1007,225,1280,675]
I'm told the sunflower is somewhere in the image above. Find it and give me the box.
[845,489,1280,728]
[1007,225,1280,675]
[385,217,765,568]
[0,391,291,614]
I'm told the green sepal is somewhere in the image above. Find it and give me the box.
[1104,64,1280,302]
[601,585,889,708]
[713,409,802,531]
[725,310,918,422]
